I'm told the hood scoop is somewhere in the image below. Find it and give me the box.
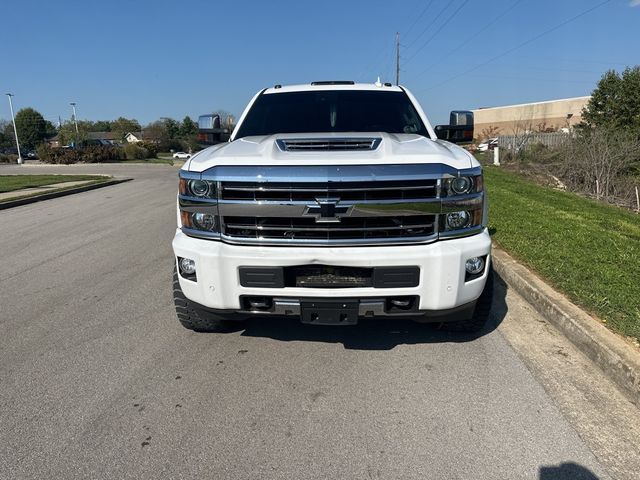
[276,137,382,152]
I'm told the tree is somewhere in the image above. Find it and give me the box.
[213,110,235,129]
[143,120,183,151]
[14,108,47,150]
[44,120,57,138]
[180,116,198,137]
[57,120,87,146]
[92,120,112,132]
[0,120,13,149]
[163,117,180,140]
[582,66,640,134]
[111,117,141,142]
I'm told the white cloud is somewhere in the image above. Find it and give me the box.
[630,0,640,6]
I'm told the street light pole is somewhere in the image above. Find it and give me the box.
[70,102,79,134]
[70,102,79,148]
[5,93,23,165]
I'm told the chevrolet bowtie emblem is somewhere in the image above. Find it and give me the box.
[304,197,351,223]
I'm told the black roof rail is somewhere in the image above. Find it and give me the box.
[310,80,355,86]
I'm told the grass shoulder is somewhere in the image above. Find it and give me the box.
[0,174,109,193]
[483,166,640,342]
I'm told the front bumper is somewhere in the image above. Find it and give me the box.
[172,228,492,315]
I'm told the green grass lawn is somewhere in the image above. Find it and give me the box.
[484,166,640,342]
[0,175,108,193]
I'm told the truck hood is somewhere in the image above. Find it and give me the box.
[185,132,476,172]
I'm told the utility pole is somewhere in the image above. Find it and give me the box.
[395,32,400,86]
[5,93,23,165]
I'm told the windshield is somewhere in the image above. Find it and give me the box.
[234,90,429,138]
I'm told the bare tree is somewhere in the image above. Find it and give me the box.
[478,125,500,141]
[557,128,640,201]
[212,110,235,129]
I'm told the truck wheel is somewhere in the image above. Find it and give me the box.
[445,266,494,333]
[173,269,240,332]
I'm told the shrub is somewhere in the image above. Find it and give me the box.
[83,145,125,163]
[36,144,53,162]
[124,143,149,160]
[39,145,124,164]
[554,128,640,201]
[138,142,158,158]
[0,153,18,163]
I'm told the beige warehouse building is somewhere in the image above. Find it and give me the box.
[472,96,591,139]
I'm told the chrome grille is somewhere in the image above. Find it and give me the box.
[219,178,440,245]
[276,137,381,151]
[221,179,438,202]
[223,215,436,242]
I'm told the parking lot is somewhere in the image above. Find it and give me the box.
[1,163,637,479]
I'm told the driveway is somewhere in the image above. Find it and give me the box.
[0,163,634,479]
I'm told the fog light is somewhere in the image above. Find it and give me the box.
[465,257,485,275]
[179,257,196,275]
[446,211,471,229]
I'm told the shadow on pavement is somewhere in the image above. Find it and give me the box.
[238,272,509,350]
[539,462,601,480]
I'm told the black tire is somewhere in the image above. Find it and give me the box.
[173,269,240,332]
[445,265,494,332]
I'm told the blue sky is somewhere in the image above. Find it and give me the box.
[1,0,639,126]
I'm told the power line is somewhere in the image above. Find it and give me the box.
[403,0,435,40]
[404,1,452,51]
[415,0,613,93]
[456,73,598,85]
[357,41,393,81]
[415,0,528,78]
[404,0,472,66]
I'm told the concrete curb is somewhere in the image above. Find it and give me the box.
[0,178,132,210]
[493,248,640,407]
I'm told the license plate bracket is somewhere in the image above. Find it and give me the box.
[300,299,359,325]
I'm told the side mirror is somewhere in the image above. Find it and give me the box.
[435,110,474,144]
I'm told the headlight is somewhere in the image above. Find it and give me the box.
[444,175,482,196]
[446,211,470,229]
[450,177,472,195]
[441,209,483,233]
[180,211,220,234]
[189,180,211,197]
[192,212,217,231]
[179,178,217,199]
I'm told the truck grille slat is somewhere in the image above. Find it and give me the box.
[223,215,436,242]
[221,180,438,202]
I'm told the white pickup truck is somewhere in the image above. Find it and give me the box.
[172,81,492,331]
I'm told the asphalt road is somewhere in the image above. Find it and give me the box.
[0,163,636,479]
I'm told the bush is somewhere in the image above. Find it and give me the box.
[554,128,640,201]
[124,143,149,160]
[0,153,18,163]
[36,143,52,162]
[39,145,125,164]
[159,138,185,153]
[83,145,126,163]
[138,142,158,158]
